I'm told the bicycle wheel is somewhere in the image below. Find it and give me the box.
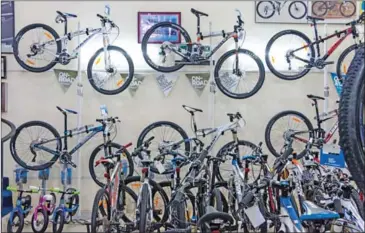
[213,140,259,182]
[65,188,79,219]
[265,110,314,158]
[350,189,365,219]
[138,184,151,233]
[87,46,134,95]
[288,1,307,20]
[214,49,265,99]
[52,209,65,233]
[265,30,315,80]
[339,46,365,193]
[340,1,356,18]
[89,142,134,187]
[7,211,24,233]
[311,1,328,17]
[137,121,191,159]
[118,185,138,223]
[10,121,62,170]
[256,1,275,19]
[31,208,49,233]
[337,43,364,83]
[13,23,61,73]
[141,22,192,73]
[91,189,111,233]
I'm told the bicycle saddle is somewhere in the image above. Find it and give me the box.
[300,200,340,221]
[56,11,77,19]
[307,15,324,22]
[56,106,78,114]
[307,94,325,101]
[182,105,203,114]
[191,8,209,17]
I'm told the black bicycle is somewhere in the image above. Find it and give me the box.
[13,10,134,95]
[256,1,308,20]
[312,0,356,18]
[265,13,364,81]
[141,9,265,99]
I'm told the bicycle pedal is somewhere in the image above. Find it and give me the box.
[324,61,334,65]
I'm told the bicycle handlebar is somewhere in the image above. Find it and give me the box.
[132,136,155,157]
[96,116,119,124]
[49,187,80,195]
[96,14,116,27]
[6,186,39,193]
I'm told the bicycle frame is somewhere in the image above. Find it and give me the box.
[52,193,79,221]
[9,193,33,225]
[33,195,55,221]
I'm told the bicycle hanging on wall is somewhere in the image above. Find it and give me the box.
[141,9,265,99]
[12,7,134,95]
[256,1,308,20]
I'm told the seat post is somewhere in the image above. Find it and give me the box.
[64,17,68,36]
[63,112,68,150]
[313,100,321,129]
[312,21,321,57]
[196,16,201,36]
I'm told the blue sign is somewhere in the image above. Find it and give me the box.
[330,72,346,97]
[320,147,345,168]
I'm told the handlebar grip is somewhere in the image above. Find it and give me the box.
[49,187,61,193]
[123,142,133,149]
[7,186,17,191]
[96,14,104,19]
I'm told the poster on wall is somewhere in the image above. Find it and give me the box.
[1,56,6,79]
[1,1,14,53]
[309,0,357,24]
[155,73,179,97]
[255,1,309,24]
[360,0,365,14]
[54,69,78,93]
[1,82,8,113]
[186,73,210,97]
[123,74,145,97]
[138,12,181,43]
[330,72,346,96]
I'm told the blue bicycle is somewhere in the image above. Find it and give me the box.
[9,106,134,176]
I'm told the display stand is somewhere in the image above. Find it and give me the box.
[208,21,216,155]
[323,23,329,131]
[38,167,50,196]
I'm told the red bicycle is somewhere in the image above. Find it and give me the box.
[265,13,364,82]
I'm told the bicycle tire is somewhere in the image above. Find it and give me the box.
[170,196,188,228]
[31,208,49,233]
[337,43,365,83]
[311,1,328,17]
[90,188,111,233]
[13,23,62,72]
[265,30,315,80]
[288,1,307,20]
[137,121,191,157]
[214,49,265,99]
[89,142,134,187]
[7,211,24,233]
[49,192,57,215]
[52,209,65,233]
[141,22,192,73]
[265,110,314,158]
[214,140,259,182]
[340,1,356,18]
[197,211,234,230]
[138,184,150,233]
[256,1,275,19]
[339,46,365,193]
[351,189,365,219]
[125,176,169,223]
[10,120,62,170]
[119,185,138,223]
[65,188,79,217]
[87,45,134,95]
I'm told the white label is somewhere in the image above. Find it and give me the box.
[322,144,341,155]
[238,118,245,128]
[245,204,265,228]
[155,161,165,174]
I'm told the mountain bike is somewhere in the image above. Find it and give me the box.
[9,106,134,176]
[13,10,134,95]
[256,1,308,20]
[90,142,138,233]
[339,46,365,193]
[265,13,365,81]
[141,9,265,99]
[265,94,339,158]
[312,0,356,18]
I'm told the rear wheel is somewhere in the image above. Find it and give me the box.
[141,22,192,73]
[288,1,307,20]
[340,1,356,18]
[31,208,49,233]
[7,211,24,233]
[10,120,61,170]
[256,1,275,19]
[52,210,65,233]
[337,43,364,83]
[91,189,111,233]
[214,49,265,99]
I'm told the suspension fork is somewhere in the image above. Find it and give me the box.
[102,33,111,69]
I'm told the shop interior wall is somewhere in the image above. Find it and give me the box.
[1,1,352,214]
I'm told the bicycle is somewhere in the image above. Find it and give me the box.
[9,106,134,176]
[141,9,265,99]
[312,0,356,18]
[339,46,365,193]
[90,142,138,233]
[50,187,80,233]
[13,9,134,95]
[256,1,308,20]
[6,186,38,233]
[265,13,365,81]
[265,94,339,159]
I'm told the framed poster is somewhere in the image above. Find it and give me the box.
[1,1,15,53]
[138,12,181,44]
[1,82,8,113]
[310,0,357,24]
[1,56,6,79]
[255,1,309,24]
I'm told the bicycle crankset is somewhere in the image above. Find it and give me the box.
[59,152,77,168]
[310,59,334,69]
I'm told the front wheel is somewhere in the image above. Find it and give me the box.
[340,1,356,18]
[256,1,275,19]
[91,189,111,233]
[87,46,134,95]
[214,49,265,99]
[31,208,49,233]
[311,1,328,17]
[52,209,65,233]
[288,1,308,19]
[7,211,25,233]
[336,43,364,83]
[138,184,151,233]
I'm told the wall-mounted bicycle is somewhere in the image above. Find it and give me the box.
[141,9,265,99]
[312,0,356,18]
[13,9,134,95]
[256,1,308,20]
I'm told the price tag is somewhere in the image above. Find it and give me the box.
[238,118,245,128]
[245,204,265,228]
[155,161,165,174]
[105,4,110,16]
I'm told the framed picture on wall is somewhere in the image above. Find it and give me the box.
[1,1,15,53]
[255,1,309,24]
[1,82,8,113]
[1,56,6,79]
[309,0,357,24]
[138,12,181,44]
